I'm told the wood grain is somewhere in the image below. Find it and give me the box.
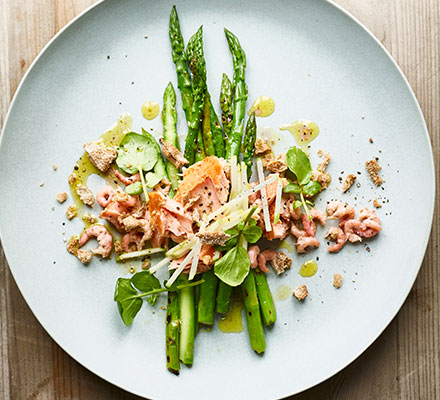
[0,0,438,399]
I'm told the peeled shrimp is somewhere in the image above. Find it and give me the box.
[302,209,327,237]
[121,231,144,252]
[326,200,355,224]
[257,249,276,273]
[96,185,117,208]
[326,227,347,253]
[343,219,363,243]
[296,236,320,253]
[78,225,113,258]
[248,245,260,268]
[355,208,382,238]
[114,169,140,186]
[290,222,306,239]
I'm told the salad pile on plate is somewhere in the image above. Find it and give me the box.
[63,6,382,375]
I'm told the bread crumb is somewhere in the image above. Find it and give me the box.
[317,153,331,172]
[142,260,151,270]
[317,149,324,157]
[68,173,77,185]
[53,165,57,170]
[160,305,166,310]
[365,159,383,186]
[76,184,95,206]
[66,205,78,220]
[255,137,272,155]
[333,273,343,288]
[56,192,68,203]
[83,213,97,225]
[293,285,308,301]
[40,182,45,187]
[342,174,357,193]
[369,138,373,143]
[373,199,382,208]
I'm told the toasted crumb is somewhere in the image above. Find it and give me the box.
[160,138,189,169]
[365,159,383,186]
[66,205,78,220]
[255,137,272,155]
[342,174,357,193]
[76,249,93,265]
[142,259,151,270]
[76,184,95,206]
[39,182,45,187]
[196,231,230,246]
[56,192,68,203]
[270,252,292,275]
[266,153,288,173]
[83,213,98,225]
[66,236,79,255]
[293,285,308,301]
[53,164,57,171]
[369,138,373,144]
[114,241,123,255]
[68,173,77,185]
[261,152,275,169]
[317,149,324,157]
[317,152,331,172]
[160,305,166,310]
[333,273,343,288]
[311,170,331,190]
[83,140,117,172]
[373,199,382,208]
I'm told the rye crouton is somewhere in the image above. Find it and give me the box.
[160,138,188,169]
[365,159,383,186]
[76,184,95,206]
[83,141,117,172]
[342,174,357,193]
[56,192,68,203]
[293,285,308,300]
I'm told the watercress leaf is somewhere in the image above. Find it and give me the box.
[215,229,239,252]
[114,278,142,326]
[247,218,257,227]
[283,182,301,194]
[243,225,262,243]
[131,271,161,292]
[144,171,163,188]
[116,132,158,174]
[214,246,250,287]
[305,200,315,207]
[237,222,245,231]
[293,200,303,209]
[125,181,143,195]
[286,146,312,185]
[303,180,322,197]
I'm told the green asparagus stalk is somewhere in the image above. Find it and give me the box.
[177,274,195,365]
[253,268,276,326]
[210,102,225,158]
[195,128,206,162]
[166,287,180,374]
[197,269,218,325]
[162,82,180,192]
[202,94,216,157]
[169,6,193,121]
[216,281,232,314]
[242,112,257,177]
[224,29,247,160]
[241,270,266,354]
[185,26,207,164]
[220,73,233,141]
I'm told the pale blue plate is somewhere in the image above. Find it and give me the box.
[0,0,434,399]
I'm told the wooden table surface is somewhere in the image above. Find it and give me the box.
[1,0,439,399]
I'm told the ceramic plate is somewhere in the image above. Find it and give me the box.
[0,0,434,398]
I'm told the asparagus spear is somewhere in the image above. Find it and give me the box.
[253,268,276,326]
[166,287,180,374]
[220,73,233,141]
[202,94,216,157]
[178,274,195,365]
[216,281,232,314]
[162,82,180,192]
[185,26,207,164]
[242,270,266,354]
[169,6,193,121]
[197,268,218,325]
[195,128,206,162]
[243,112,257,177]
[224,29,247,160]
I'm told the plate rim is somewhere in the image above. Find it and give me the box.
[0,0,435,398]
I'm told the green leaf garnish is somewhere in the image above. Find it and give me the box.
[116,132,158,174]
[130,271,161,305]
[283,182,301,194]
[125,181,143,195]
[114,278,143,326]
[303,180,321,197]
[286,146,312,185]
[214,246,250,287]
[243,225,262,243]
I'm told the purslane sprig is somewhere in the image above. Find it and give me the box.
[283,146,321,219]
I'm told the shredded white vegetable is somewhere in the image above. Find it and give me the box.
[166,245,199,287]
[118,247,165,261]
[188,240,202,280]
[241,162,248,210]
[166,237,198,258]
[273,177,283,224]
[230,155,238,200]
[205,174,277,223]
[149,256,172,274]
[257,159,272,232]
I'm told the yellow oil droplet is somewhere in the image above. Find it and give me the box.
[218,299,244,333]
[299,260,318,277]
[68,114,132,226]
[141,101,160,120]
[279,240,294,253]
[280,120,320,150]
[248,96,275,117]
[275,284,291,301]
